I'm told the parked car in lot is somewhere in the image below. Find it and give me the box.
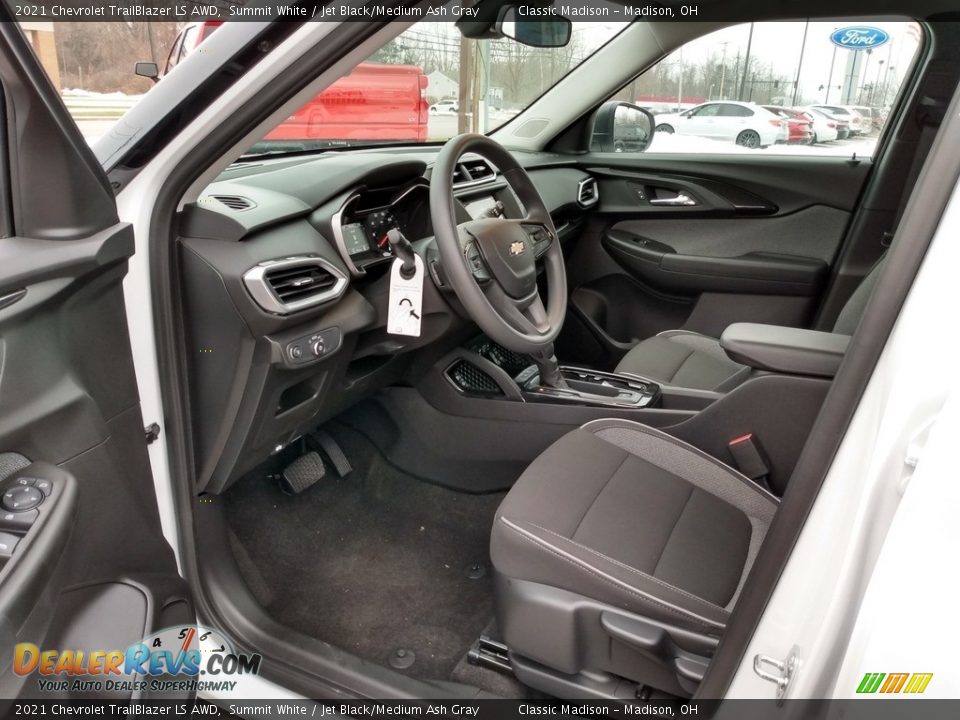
[800,107,840,143]
[812,105,866,135]
[851,105,884,132]
[654,101,785,148]
[429,98,459,114]
[762,106,814,144]
[152,20,430,149]
[804,106,850,139]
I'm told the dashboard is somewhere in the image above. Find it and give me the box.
[176,149,596,494]
[335,182,431,274]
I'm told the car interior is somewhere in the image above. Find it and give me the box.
[149,7,960,703]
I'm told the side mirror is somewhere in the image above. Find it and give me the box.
[497,6,572,48]
[590,101,655,153]
[135,62,160,84]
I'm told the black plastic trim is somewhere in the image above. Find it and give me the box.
[604,229,827,296]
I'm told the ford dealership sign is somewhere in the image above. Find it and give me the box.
[831,26,891,49]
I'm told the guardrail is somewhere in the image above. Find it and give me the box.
[62,94,141,121]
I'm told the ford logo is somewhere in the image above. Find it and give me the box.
[830,26,891,50]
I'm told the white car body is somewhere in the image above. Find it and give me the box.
[813,104,864,135]
[801,107,840,143]
[654,101,784,148]
[849,105,877,132]
[429,99,458,114]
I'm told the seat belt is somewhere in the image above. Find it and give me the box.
[882,99,944,248]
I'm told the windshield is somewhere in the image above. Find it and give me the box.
[243,14,628,155]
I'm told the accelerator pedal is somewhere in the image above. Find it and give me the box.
[281,451,325,494]
[311,430,353,478]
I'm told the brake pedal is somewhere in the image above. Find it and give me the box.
[281,451,325,494]
[311,430,352,478]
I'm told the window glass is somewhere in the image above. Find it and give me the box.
[176,25,198,65]
[615,21,922,156]
[164,30,185,74]
[724,103,754,117]
[691,104,721,117]
[243,10,629,155]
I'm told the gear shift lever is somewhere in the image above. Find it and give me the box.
[529,344,567,389]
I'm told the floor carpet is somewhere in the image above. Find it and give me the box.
[223,423,506,682]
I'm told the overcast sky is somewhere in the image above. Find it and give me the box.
[661,21,921,102]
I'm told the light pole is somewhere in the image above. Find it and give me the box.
[677,47,684,110]
[718,41,729,100]
[791,21,809,105]
[738,23,754,101]
[825,40,838,103]
[480,39,490,133]
[858,48,873,104]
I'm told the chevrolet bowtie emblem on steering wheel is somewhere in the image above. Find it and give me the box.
[509,241,526,256]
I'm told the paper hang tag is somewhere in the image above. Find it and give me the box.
[387,254,424,337]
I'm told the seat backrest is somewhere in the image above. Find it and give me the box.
[832,256,887,335]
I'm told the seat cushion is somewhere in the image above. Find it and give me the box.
[614,330,749,392]
[490,419,778,636]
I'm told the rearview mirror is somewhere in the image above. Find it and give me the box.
[590,102,656,153]
[135,62,160,83]
[497,6,572,48]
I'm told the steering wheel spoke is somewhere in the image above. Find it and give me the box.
[457,222,493,282]
[517,220,555,259]
[483,281,551,337]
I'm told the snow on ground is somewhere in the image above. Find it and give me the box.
[646,131,877,157]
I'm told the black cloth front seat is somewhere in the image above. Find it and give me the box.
[490,418,777,696]
[614,259,884,391]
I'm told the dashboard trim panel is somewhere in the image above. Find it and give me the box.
[331,192,365,277]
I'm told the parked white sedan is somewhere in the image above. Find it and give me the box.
[429,99,459,114]
[654,101,785,148]
[801,107,840,144]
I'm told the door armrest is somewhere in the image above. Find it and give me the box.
[720,323,850,378]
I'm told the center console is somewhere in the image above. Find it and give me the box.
[528,368,660,408]
[446,337,663,409]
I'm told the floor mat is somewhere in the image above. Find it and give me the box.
[223,424,505,682]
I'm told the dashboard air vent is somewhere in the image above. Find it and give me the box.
[243,256,348,315]
[211,194,255,211]
[577,178,599,208]
[265,265,338,303]
[452,158,497,188]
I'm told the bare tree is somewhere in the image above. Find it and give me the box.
[55,22,181,94]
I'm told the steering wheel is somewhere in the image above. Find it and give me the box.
[430,134,567,355]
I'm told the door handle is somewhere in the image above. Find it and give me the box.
[649,192,697,207]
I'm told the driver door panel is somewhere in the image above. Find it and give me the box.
[0,21,192,700]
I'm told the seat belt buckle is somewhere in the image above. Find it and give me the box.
[727,433,771,489]
[880,231,894,248]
